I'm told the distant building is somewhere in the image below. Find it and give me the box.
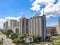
[3,21,8,30]
[3,19,18,33]
[7,20,17,29]
[17,22,19,27]
[28,15,46,41]
[19,17,29,34]
[46,26,57,36]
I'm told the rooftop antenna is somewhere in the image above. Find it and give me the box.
[43,9,46,16]
[43,9,44,15]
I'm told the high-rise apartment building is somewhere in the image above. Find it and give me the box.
[3,15,46,41]
[19,17,29,34]
[57,19,60,34]
[28,15,46,41]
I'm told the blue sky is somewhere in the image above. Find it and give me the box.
[0,0,60,28]
[0,0,35,18]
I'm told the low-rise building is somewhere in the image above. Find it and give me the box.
[46,26,57,36]
[57,19,60,34]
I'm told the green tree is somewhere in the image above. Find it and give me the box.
[13,38,20,44]
[11,33,18,40]
[32,35,41,42]
[6,29,13,37]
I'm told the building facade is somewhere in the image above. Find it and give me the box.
[19,17,29,34]
[3,21,8,30]
[8,20,17,29]
[57,19,60,34]
[28,15,46,41]
[4,19,18,33]
[46,27,57,36]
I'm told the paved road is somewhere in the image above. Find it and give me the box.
[0,32,16,45]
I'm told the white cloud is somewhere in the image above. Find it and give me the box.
[46,15,60,19]
[32,0,55,5]
[31,0,55,11]
[0,19,6,23]
[5,17,17,20]
[30,4,40,11]
[44,1,60,14]
[30,0,60,19]
[5,16,21,21]
[0,19,6,29]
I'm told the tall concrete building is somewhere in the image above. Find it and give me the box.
[3,15,46,41]
[57,19,60,34]
[19,17,29,34]
[28,15,46,41]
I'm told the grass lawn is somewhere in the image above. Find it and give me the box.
[19,43,36,45]
[57,35,60,40]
